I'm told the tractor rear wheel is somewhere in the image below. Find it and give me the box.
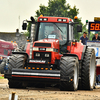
[5,54,27,88]
[6,54,26,74]
[60,56,79,91]
[81,48,96,90]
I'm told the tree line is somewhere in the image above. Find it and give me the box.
[26,0,93,41]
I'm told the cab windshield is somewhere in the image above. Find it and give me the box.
[38,22,68,45]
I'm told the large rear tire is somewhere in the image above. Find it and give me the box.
[60,56,79,91]
[6,54,26,74]
[81,48,96,90]
[5,54,27,88]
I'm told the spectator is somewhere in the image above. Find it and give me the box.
[80,32,88,45]
[92,31,100,41]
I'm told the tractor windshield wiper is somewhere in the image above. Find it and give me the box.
[53,23,63,33]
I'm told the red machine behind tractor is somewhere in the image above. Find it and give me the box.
[0,40,18,74]
[4,16,96,91]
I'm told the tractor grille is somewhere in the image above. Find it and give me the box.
[34,52,51,62]
[34,43,51,47]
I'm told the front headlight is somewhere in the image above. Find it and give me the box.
[33,47,39,51]
[35,53,40,57]
[45,54,49,57]
[46,48,53,51]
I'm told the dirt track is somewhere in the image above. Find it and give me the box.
[0,79,100,100]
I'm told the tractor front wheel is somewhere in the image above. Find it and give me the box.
[60,56,79,91]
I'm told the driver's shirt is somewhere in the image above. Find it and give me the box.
[92,36,100,41]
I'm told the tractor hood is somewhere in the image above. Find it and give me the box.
[33,39,60,52]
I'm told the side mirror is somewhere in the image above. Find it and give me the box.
[30,16,35,23]
[77,25,82,32]
[22,17,35,30]
[22,22,27,30]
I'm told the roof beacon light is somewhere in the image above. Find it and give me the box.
[74,16,78,20]
[40,14,43,17]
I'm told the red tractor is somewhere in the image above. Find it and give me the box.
[4,16,96,91]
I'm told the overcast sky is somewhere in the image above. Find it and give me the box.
[0,0,100,32]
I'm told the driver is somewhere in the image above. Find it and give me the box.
[51,25,62,40]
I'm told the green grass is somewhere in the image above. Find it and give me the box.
[0,75,4,79]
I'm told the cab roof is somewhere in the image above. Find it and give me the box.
[38,16,73,23]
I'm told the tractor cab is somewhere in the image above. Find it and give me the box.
[36,16,81,45]
[25,16,82,54]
